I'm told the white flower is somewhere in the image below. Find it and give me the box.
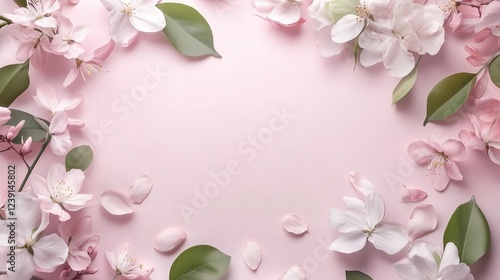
[50,13,91,59]
[3,0,61,28]
[105,243,153,279]
[100,0,166,46]
[394,241,474,280]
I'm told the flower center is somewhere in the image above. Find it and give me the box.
[427,151,448,175]
[123,2,135,15]
[437,0,457,15]
[49,179,74,203]
[355,3,369,22]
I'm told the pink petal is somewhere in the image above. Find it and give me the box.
[406,204,437,241]
[402,186,428,203]
[253,0,282,18]
[67,250,91,271]
[100,190,134,215]
[444,161,463,181]
[153,227,186,253]
[128,175,153,204]
[407,140,434,165]
[105,248,118,270]
[429,171,451,191]
[488,143,500,165]
[348,171,373,196]
[0,107,10,125]
[368,222,408,254]
[458,129,485,151]
[268,2,302,27]
[92,39,116,61]
[242,239,261,271]
[50,131,72,156]
[442,139,466,162]
[281,214,308,235]
[49,112,69,134]
[57,93,82,112]
[34,84,58,112]
[32,234,69,271]
[280,265,306,280]
[62,194,93,211]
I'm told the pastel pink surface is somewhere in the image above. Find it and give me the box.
[1,1,499,280]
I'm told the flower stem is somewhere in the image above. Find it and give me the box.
[18,134,51,192]
[0,15,12,24]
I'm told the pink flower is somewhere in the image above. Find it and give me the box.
[0,107,10,125]
[49,111,72,155]
[459,98,500,165]
[407,139,466,191]
[50,13,91,59]
[0,120,25,141]
[7,25,52,70]
[100,0,166,47]
[63,40,115,87]
[252,0,305,27]
[3,0,61,28]
[58,216,100,271]
[475,0,500,36]
[105,243,153,279]
[20,136,33,155]
[0,193,68,279]
[31,163,93,221]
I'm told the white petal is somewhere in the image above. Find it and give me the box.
[100,190,134,215]
[394,258,425,280]
[242,239,261,271]
[153,227,186,253]
[128,175,153,204]
[365,192,385,228]
[315,27,342,57]
[280,265,306,280]
[440,242,460,270]
[7,249,35,280]
[282,214,308,235]
[268,2,302,26]
[406,204,437,241]
[130,5,166,32]
[32,234,69,271]
[331,15,364,43]
[108,10,139,45]
[329,231,367,253]
[369,222,408,254]
[49,111,69,134]
[348,171,374,196]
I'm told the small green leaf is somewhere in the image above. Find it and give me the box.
[443,197,491,265]
[0,61,30,107]
[65,145,93,171]
[157,3,220,58]
[424,72,476,125]
[13,0,27,7]
[5,109,49,144]
[488,54,500,87]
[392,57,421,104]
[353,38,361,71]
[346,270,373,280]
[170,245,230,280]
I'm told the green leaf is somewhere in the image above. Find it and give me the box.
[392,57,421,105]
[488,54,500,87]
[5,109,49,144]
[424,72,476,125]
[353,38,361,71]
[170,245,230,280]
[65,145,93,171]
[443,197,491,265]
[157,3,221,58]
[0,61,30,107]
[346,270,373,280]
[13,0,26,7]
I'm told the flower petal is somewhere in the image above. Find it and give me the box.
[280,265,306,280]
[7,249,36,280]
[128,175,153,204]
[153,226,186,253]
[49,112,69,134]
[394,258,425,280]
[429,171,451,191]
[50,131,72,156]
[444,161,463,181]
[348,171,374,196]
[406,204,437,241]
[402,186,428,203]
[130,5,166,32]
[315,27,342,57]
[34,84,58,113]
[268,2,302,26]
[368,222,408,254]
[108,10,139,46]
[100,190,134,215]
[242,239,261,271]
[329,231,367,253]
[282,213,308,235]
[32,234,69,271]
[365,192,385,228]
[331,14,364,43]
[440,242,460,270]
[408,140,434,165]
[442,139,466,162]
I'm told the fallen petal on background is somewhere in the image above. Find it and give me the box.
[280,265,306,280]
[100,190,134,215]
[128,175,153,204]
[407,204,437,240]
[242,239,261,271]
[348,171,374,196]
[282,214,308,235]
[153,226,186,253]
[402,186,428,203]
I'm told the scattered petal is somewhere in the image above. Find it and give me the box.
[282,214,308,235]
[348,171,374,196]
[406,204,438,241]
[100,190,134,215]
[402,186,428,203]
[153,227,186,253]
[242,239,261,271]
[280,265,306,280]
[128,175,153,204]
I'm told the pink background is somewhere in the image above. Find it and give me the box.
[1,0,499,279]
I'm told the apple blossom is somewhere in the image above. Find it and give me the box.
[407,139,465,191]
[3,0,61,28]
[394,241,474,280]
[48,111,73,155]
[50,13,91,59]
[7,24,52,70]
[31,162,93,221]
[308,0,343,56]
[105,243,153,279]
[252,0,305,27]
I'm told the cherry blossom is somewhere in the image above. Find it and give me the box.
[48,111,73,155]
[394,241,474,280]
[34,84,85,128]
[3,0,61,28]
[31,162,92,221]
[407,139,465,191]
[0,120,24,141]
[252,0,305,27]
[0,193,68,279]
[100,0,166,47]
[7,25,52,70]
[475,0,500,36]
[105,243,153,279]
[50,13,91,59]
